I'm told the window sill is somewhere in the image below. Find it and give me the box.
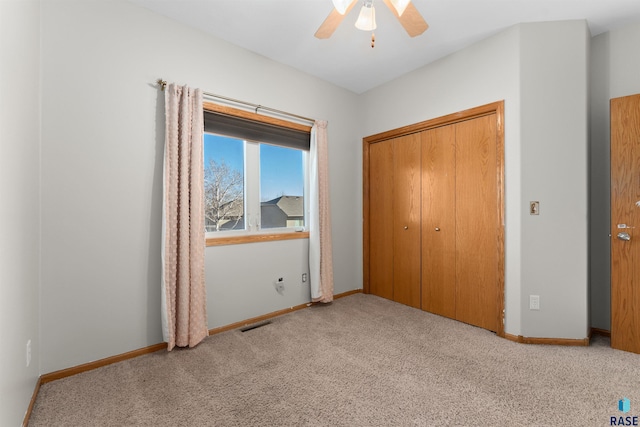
[206,231,310,247]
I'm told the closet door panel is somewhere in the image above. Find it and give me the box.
[455,115,499,332]
[393,134,422,308]
[369,141,394,300]
[421,126,457,318]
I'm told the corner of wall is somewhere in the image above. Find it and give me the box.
[519,20,590,339]
[0,0,42,425]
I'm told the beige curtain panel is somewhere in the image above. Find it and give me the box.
[309,120,335,303]
[161,83,208,351]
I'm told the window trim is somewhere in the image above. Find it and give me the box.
[206,231,310,247]
[203,102,312,247]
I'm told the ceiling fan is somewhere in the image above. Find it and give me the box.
[315,0,428,46]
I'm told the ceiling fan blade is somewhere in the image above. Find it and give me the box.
[383,0,429,37]
[314,0,357,39]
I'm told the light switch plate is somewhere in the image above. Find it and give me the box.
[530,201,540,215]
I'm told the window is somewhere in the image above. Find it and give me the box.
[203,103,311,244]
[203,134,245,232]
[259,144,305,229]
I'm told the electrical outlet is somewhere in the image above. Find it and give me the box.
[529,295,540,310]
[26,340,31,367]
[274,277,285,294]
[302,273,307,283]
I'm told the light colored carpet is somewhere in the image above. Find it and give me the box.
[30,293,640,426]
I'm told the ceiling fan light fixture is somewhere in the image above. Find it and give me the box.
[331,0,351,15]
[389,0,410,16]
[355,3,377,31]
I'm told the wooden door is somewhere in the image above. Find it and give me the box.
[611,94,640,354]
[421,125,456,318]
[369,140,394,301]
[455,115,499,332]
[393,134,422,308]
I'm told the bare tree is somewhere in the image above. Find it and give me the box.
[204,159,243,231]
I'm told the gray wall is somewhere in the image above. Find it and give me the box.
[589,22,640,331]
[519,21,589,339]
[39,0,361,374]
[0,1,41,425]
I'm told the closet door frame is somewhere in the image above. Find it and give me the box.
[363,100,505,338]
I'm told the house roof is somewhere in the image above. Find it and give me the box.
[262,196,304,218]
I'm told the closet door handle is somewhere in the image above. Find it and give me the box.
[435,227,440,231]
[403,226,409,230]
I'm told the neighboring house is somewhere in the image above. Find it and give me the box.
[261,196,304,229]
[207,195,304,231]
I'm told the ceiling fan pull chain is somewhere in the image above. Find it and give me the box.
[371,32,375,48]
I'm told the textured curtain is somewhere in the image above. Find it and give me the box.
[161,83,208,351]
[309,120,334,303]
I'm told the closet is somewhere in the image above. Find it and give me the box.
[363,102,504,335]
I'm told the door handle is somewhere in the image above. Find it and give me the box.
[617,232,631,241]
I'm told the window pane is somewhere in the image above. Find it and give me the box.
[259,144,304,229]
[204,134,244,232]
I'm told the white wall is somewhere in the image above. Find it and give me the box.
[589,22,640,331]
[361,20,590,339]
[360,25,524,335]
[519,21,589,339]
[0,1,41,425]
[207,239,310,327]
[40,0,361,373]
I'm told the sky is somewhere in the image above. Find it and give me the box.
[203,133,304,202]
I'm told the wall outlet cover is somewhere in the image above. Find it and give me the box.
[26,339,32,367]
[529,295,540,310]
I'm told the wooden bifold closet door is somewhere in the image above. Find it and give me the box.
[422,115,499,332]
[421,124,456,319]
[369,134,421,308]
[364,102,504,336]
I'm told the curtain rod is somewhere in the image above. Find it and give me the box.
[156,79,315,125]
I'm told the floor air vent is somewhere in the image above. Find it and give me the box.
[240,321,272,332]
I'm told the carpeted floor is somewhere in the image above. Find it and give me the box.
[30,293,640,426]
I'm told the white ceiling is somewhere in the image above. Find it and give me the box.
[130,0,640,94]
